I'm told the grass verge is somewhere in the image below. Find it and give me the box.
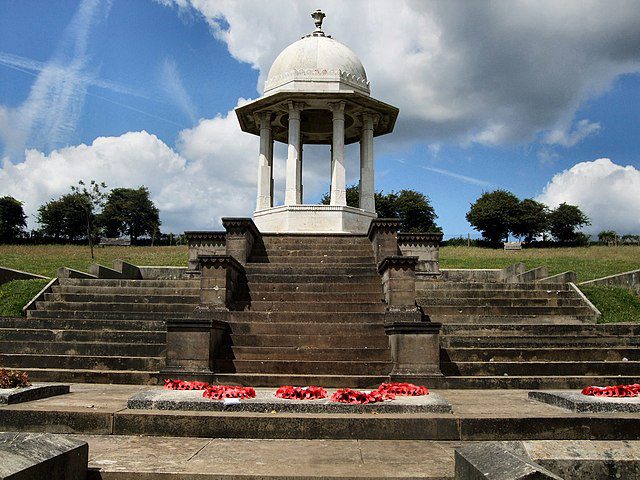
[579,285,640,324]
[0,279,49,317]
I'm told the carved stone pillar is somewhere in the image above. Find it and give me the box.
[367,218,402,265]
[330,101,346,206]
[359,113,375,212]
[285,102,303,205]
[255,111,273,211]
[222,217,260,265]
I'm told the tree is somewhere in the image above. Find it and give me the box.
[548,202,590,243]
[71,180,108,259]
[511,199,549,243]
[37,193,89,241]
[99,187,160,245]
[466,190,520,246]
[0,196,27,243]
[598,230,618,245]
[321,185,439,232]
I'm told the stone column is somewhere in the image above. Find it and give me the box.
[285,102,303,206]
[330,101,347,206]
[255,111,273,211]
[359,113,375,212]
[297,141,303,204]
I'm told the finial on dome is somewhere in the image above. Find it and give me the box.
[311,9,326,35]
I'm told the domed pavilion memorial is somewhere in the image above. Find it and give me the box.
[235,9,398,233]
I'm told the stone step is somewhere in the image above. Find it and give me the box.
[27,310,190,320]
[246,292,384,303]
[229,346,390,361]
[249,255,374,264]
[422,304,593,315]
[229,333,388,348]
[213,373,388,388]
[15,367,160,385]
[246,301,386,313]
[245,265,377,275]
[443,335,640,348]
[247,282,383,293]
[416,282,569,291]
[246,274,380,284]
[59,279,199,288]
[227,321,385,336]
[417,297,585,307]
[442,360,640,376]
[0,317,166,331]
[229,311,386,323]
[217,359,392,375]
[259,236,370,245]
[429,314,591,324]
[35,301,196,313]
[443,347,640,362]
[52,285,201,296]
[46,293,200,304]
[0,340,165,356]
[0,353,163,371]
[251,247,375,257]
[0,328,165,343]
[417,289,577,299]
[441,323,640,336]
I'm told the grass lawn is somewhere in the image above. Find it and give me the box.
[0,244,188,278]
[579,285,640,324]
[0,278,49,317]
[440,245,640,282]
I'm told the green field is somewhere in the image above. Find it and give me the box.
[0,244,638,321]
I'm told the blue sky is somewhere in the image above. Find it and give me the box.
[1,0,639,235]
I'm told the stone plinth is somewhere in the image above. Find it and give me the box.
[253,205,376,234]
[0,432,88,480]
[367,219,401,264]
[529,391,640,413]
[127,388,452,414]
[378,256,418,308]
[398,232,443,275]
[385,320,442,377]
[198,255,245,308]
[185,231,226,271]
[0,384,69,405]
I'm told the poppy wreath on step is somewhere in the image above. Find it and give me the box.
[377,382,429,396]
[330,388,390,404]
[203,385,256,400]
[164,379,210,390]
[275,385,328,400]
[582,384,640,397]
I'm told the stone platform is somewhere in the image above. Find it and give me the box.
[127,388,452,414]
[529,390,640,413]
[0,383,69,405]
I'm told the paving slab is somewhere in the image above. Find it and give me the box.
[528,390,640,413]
[76,434,457,479]
[0,432,87,480]
[0,383,69,405]
[127,388,452,413]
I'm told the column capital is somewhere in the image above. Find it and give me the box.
[254,110,273,129]
[329,101,346,117]
[287,101,305,116]
[359,111,380,129]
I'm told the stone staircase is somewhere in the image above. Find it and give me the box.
[0,278,200,384]
[213,234,392,387]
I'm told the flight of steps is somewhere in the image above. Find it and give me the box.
[0,278,200,384]
[214,234,392,388]
[417,281,597,324]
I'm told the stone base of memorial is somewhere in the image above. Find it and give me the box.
[0,383,70,405]
[127,388,452,414]
[528,391,640,413]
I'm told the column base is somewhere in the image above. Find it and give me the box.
[253,204,377,234]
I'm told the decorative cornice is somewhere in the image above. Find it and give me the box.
[197,254,244,273]
[221,218,260,239]
[397,232,444,246]
[185,231,226,247]
[384,321,442,335]
[377,255,419,274]
[264,68,370,94]
[367,218,402,240]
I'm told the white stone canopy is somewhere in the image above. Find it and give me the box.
[235,10,398,233]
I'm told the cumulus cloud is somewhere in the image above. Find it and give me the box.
[543,119,601,148]
[536,158,640,234]
[161,0,640,147]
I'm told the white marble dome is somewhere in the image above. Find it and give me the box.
[264,34,370,95]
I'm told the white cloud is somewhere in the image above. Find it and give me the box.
[161,0,640,147]
[543,119,601,147]
[421,165,491,187]
[536,158,640,234]
[160,57,198,122]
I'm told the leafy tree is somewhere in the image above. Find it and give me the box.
[321,185,439,232]
[0,196,27,243]
[99,187,160,245]
[598,230,618,245]
[71,180,108,259]
[511,199,549,243]
[466,190,520,246]
[548,202,590,243]
[37,193,89,241]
